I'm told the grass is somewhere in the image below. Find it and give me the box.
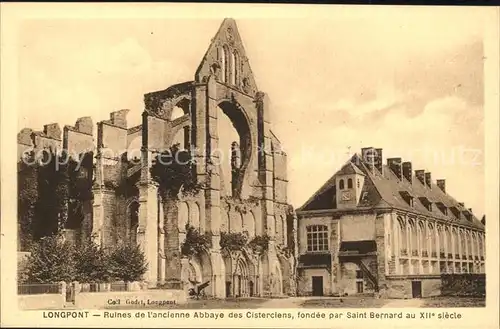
[301,297,390,308]
[421,296,486,308]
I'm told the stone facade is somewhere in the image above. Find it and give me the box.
[296,147,486,299]
[17,18,297,298]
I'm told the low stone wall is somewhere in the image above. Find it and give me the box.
[75,289,187,309]
[441,274,486,297]
[19,294,65,310]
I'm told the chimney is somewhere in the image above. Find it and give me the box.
[415,170,425,185]
[361,147,382,174]
[436,179,446,193]
[425,172,432,188]
[375,148,383,174]
[458,202,464,207]
[361,147,376,172]
[402,162,413,183]
[387,158,403,180]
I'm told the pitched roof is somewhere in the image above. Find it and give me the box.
[298,152,484,231]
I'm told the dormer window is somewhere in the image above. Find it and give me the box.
[450,207,461,220]
[339,179,345,190]
[436,202,448,215]
[400,191,414,207]
[463,211,472,222]
[347,178,353,188]
[419,197,433,212]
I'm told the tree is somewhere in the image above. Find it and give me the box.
[150,144,202,199]
[20,234,76,283]
[35,150,70,238]
[17,152,39,250]
[108,242,148,282]
[74,239,112,283]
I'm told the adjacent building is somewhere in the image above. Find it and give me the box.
[296,147,485,298]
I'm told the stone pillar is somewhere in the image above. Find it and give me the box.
[91,153,105,246]
[375,214,386,296]
[136,147,159,287]
[158,199,166,285]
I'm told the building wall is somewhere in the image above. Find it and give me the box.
[297,268,331,296]
[340,213,376,241]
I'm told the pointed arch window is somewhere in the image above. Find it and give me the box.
[220,45,230,83]
[231,51,239,86]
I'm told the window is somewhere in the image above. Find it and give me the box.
[306,225,329,252]
[356,270,363,279]
[231,51,239,86]
[220,45,229,83]
[357,179,360,188]
[347,178,353,188]
[339,179,345,190]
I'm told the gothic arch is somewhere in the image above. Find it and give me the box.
[127,199,140,244]
[178,202,189,232]
[188,202,201,231]
[243,211,256,238]
[217,100,253,198]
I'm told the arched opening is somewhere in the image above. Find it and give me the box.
[409,219,417,256]
[339,179,345,190]
[231,51,239,86]
[243,211,256,239]
[128,200,139,244]
[220,45,229,83]
[178,202,189,231]
[171,106,185,121]
[438,225,445,255]
[398,217,407,254]
[189,202,200,231]
[216,101,251,198]
[127,136,142,162]
[418,221,425,255]
[347,178,353,188]
[220,210,229,232]
[445,227,451,255]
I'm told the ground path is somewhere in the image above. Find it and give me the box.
[258,297,309,308]
[381,298,423,308]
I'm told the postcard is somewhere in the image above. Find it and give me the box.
[1,3,499,328]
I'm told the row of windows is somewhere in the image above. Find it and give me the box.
[338,178,360,190]
[403,195,472,222]
[219,45,239,85]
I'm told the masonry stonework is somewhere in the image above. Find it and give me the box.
[17,18,296,298]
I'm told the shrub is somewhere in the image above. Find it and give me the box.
[108,242,148,282]
[20,234,76,284]
[220,232,248,251]
[74,240,112,283]
[248,234,270,254]
[181,225,212,257]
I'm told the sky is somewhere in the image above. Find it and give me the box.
[17,7,487,217]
